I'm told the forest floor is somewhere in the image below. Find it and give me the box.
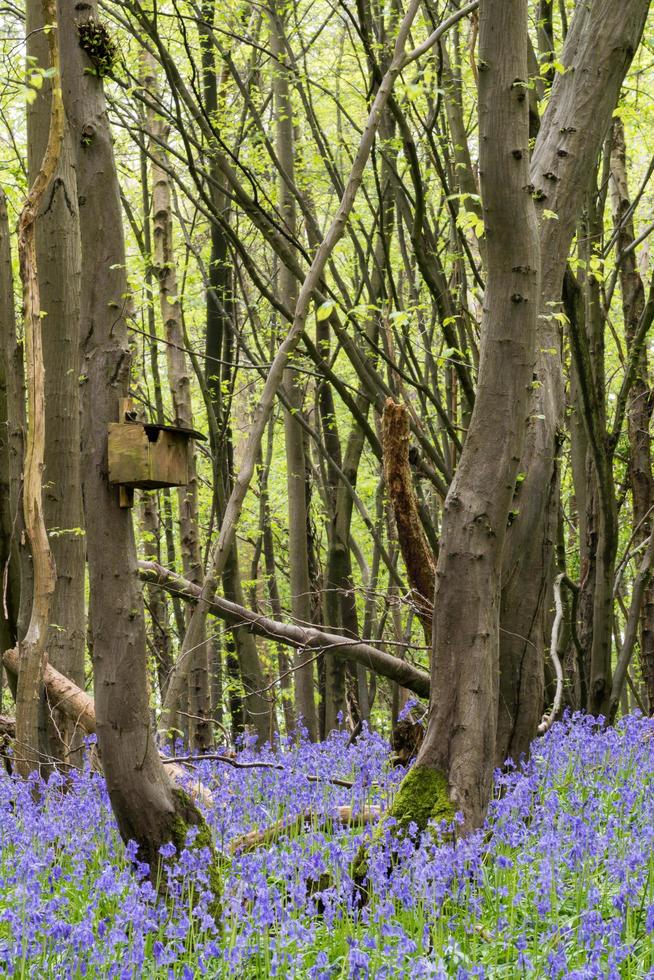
[0,713,653,978]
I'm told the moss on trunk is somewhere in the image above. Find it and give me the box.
[352,764,455,885]
[165,788,222,914]
[388,764,455,830]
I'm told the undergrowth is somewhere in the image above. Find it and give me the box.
[0,713,653,978]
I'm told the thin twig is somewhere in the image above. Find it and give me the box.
[160,752,356,788]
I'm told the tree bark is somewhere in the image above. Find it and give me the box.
[260,427,296,733]
[609,529,654,720]
[270,3,319,739]
[497,0,650,762]
[27,0,86,762]
[382,399,436,641]
[140,492,173,702]
[564,178,619,718]
[14,0,62,776]
[58,0,210,871]
[610,117,654,713]
[404,0,540,831]
[0,191,22,659]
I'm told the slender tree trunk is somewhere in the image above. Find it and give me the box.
[566,334,590,708]
[141,492,173,701]
[260,427,296,734]
[576,183,619,716]
[0,192,22,659]
[194,6,272,743]
[143,51,211,750]
[14,0,63,776]
[270,4,318,739]
[26,0,86,762]
[314,312,343,734]
[610,527,654,718]
[610,117,654,713]
[136,138,186,696]
[58,1,211,870]
[399,0,540,831]
[322,238,393,732]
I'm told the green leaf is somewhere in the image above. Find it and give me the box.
[316,300,335,321]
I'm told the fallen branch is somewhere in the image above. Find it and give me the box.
[2,648,211,806]
[138,561,431,698]
[230,804,382,854]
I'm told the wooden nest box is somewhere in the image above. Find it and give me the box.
[108,399,205,507]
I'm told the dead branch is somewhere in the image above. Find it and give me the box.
[138,560,431,698]
[230,804,382,854]
[538,573,564,734]
[2,648,211,806]
[382,399,436,641]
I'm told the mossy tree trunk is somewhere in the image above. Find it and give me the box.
[395,0,540,832]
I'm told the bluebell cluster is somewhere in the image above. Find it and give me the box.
[0,714,652,977]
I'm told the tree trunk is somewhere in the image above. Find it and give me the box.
[143,50,211,751]
[610,117,654,713]
[270,3,319,739]
[497,0,650,763]
[382,398,436,642]
[398,0,540,831]
[27,0,86,763]
[576,182,619,716]
[0,191,23,659]
[194,6,272,744]
[58,1,211,872]
[14,0,63,776]
[140,492,173,701]
[260,427,296,734]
